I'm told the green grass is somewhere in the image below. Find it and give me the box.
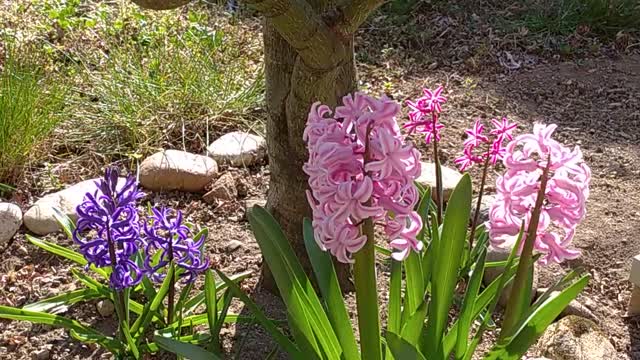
[517,0,640,37]
[0,44,68,184]
[0,0,264,181]
[64,3,265,158]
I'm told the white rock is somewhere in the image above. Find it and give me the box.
[415,162,463,201]
[139,150,218,192]
[24,178,126,235]
[535,316,616,360]
[207,131,266,167]
[97,299,115,317]
[0,203,22,244]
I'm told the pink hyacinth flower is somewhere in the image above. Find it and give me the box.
[303,94,423,263]
[488,123,590,265]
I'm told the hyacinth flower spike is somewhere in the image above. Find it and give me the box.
[304,92,423,359]
[405,86,447,223]
[455,117,518,247]
[73,167,145,341]
[143,207,209,324]
[488,123,591,336]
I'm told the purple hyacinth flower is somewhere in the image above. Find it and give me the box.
[73,168,145,290]
[143,207,209,284]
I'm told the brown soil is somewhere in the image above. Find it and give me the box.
[2,1,640,359]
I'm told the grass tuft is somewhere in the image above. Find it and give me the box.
[517,0,640,37]
[0,43,68,184]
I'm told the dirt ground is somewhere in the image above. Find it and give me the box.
[1,1,640,359]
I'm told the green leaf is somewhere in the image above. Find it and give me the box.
[142,333,212,353]
[420,211,439,290]
[217,270,302,357]
[485,274,589,360]
[131,264,175,337]
[183,271,251,316]
[27,235,107,279]
[441,258,520,356]
[375,244,392,256]
[24,288,102,313]
[52,207,76,240]
[154,335,222,360]
[386,259,403,360]
[156,313,261,338]
[387,260,402,334]
[248,206,340,358]
[459,226,527,360]
[386,332,427,360]
[0,305,122,353]
[423,174,472,358]
[303,218,359,360]
[69,269,145,316]
[211,288,233,352]
[204,270,218,350]
[400,299,429,346]
[454,247,487,359]
[404,251,424,320]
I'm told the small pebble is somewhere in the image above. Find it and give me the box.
[226,240,243,253]
[97,299,115,317]
[32,349,50,360]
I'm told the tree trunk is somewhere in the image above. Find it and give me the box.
[261,18,357,292]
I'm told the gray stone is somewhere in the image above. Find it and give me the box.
[203,173,237,204]
[535,315,616,360]
[471,194,497,224]
[207,131,266,167]
[226,240,243,252]
[139,150,218,192]
[415,162,463,201]
[97,299,115,317]
[484,244,538,306]
[0,203,22,244]
[24,178,126,235]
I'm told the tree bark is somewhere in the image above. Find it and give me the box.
[261,18,357,292]
[129,0,385,293]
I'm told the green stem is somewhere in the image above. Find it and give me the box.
[168,241,176,326]
[432,113,443,224]
[105,222,127,343]
[500,159,552,337]
[353,217,382,360]
[468,153,491,250]
[353,122,382,360]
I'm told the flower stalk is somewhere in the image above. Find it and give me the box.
[432,113,443,224]
[353,124,382,360]
[468,149,491,249]
[353,217,382,360]
[105,222,128,342]
[500,157,551,337]
[167,243,176,326]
